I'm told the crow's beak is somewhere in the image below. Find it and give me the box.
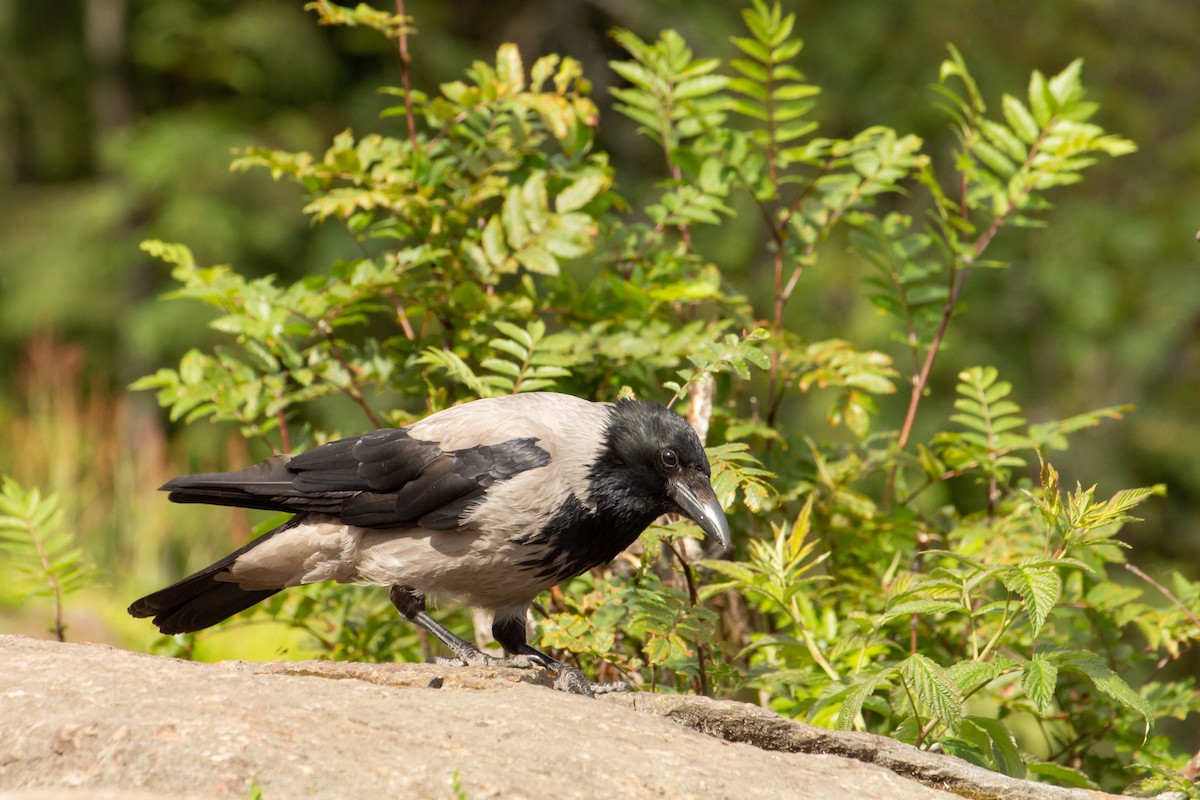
[669,476,731,550]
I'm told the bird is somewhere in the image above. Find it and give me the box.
[129,392,731,693]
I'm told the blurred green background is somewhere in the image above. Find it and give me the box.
[1,0,1197,653]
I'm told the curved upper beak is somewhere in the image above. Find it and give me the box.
[668,475,731,550]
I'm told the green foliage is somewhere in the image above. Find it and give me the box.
[0,477,97,641]
[417,320,574,397]
[130,2,1200,793]
[1126,764,1200,799]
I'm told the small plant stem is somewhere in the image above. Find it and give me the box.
[788,596,840,681]
[389,294,416,340]
[900,675,927,748]
[275,408,291,453]
[976,595,1012,663]
[918,715,941,747]
[325,332,385,429]
[896,259,967,451]
[668,541,709,697]
[394,0,418,150]
[766,242,787,425]
[1125,563,1200,630]
[1047,720,1113,764]
[894,124,1049,455]
[25,520,67,641]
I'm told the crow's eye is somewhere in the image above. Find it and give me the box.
[660,448,679,469]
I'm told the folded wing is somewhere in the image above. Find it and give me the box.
[161,428,551,530]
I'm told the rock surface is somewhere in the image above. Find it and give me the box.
[0,636,1119,799]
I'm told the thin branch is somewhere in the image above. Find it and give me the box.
[894,124,1050,454]
[766,243,787,427]
[275,406,292,454]
[25,521,66,642]
[1047,718,1113,763]
[900,675,927,748]
[1125,563,1200,631]
[389,293,417,340]
[214,359,281,455]
[976,594,1012,663]
[917,715,941,750]
[654,80,693,251]
[895,241,963,452]
[668,540,710,698]
[426,108,472,150]
[325,332,386,429]
[394,0,418,150]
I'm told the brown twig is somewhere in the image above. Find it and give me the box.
[394,0,417,150]
[668,540,709,697]
[388,293,416,340]
[325,332,386,429]
[894,126,1049,455]
[1125,562,1200,631]
[275,406,292,454]
[27,527,67,642]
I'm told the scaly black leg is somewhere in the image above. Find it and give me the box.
[492,613,630,697]
[388,585,540,669]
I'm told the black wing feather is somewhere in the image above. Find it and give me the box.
[163,455,351,515]
[160,431,550,531]
[352,429,441,488]
[289,429,443,492]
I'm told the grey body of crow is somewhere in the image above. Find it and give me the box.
[129,392,730,669]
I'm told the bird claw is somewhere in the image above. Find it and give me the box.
[432,652,541,669]
[431,654,631,698]
[550,665,631,698]
[551,665,594,696]
[588,679,633,695]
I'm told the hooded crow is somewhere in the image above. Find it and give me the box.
[129,392,730,692]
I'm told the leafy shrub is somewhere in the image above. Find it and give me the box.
[0,477,97,640]
[133,1,1200,792]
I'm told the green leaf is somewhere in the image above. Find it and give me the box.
[140,239,197,270]
[899,653,963,728]
[1022,653,1058,714]
[1001,94,1040,144]
[517,246,559,276]
[962,716,1026,778]
[1025,762,1101,791]
[946,658,1013,696]
[1056,651,1152,734]
[481,215,508,266]
[675,74,729,100]
[1000,565,1061,636]
[835,667,896,731]
[556,170,609,214]
[416,348,497,398]
[878,599,965,627]
[1047,58,1084,107]
[493,320,535,348]
[1028,69,1054,125]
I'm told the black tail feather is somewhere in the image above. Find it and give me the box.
[160,455,347,515]
[160,455,295,512]
[128,515,303,634]
[129,577,280,634]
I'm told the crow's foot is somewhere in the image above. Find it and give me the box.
[432,652,543,669]
[550,664,631,698]
[430,653,631,698]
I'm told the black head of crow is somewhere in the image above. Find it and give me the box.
[129,392,730,692]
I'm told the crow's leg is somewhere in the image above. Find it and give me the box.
[492,614,631,697]
[388,585,539,669]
